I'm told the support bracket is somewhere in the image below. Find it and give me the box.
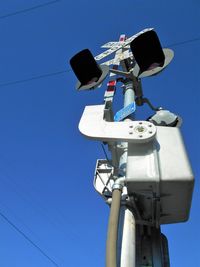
[79,105,156,143]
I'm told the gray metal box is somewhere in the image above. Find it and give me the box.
[126,126,194,225]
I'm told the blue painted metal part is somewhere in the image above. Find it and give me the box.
[114,102,136,122]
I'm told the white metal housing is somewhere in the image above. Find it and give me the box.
[126,126,194,224]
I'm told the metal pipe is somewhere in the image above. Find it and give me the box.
[106,188,122,267]
[118,80,136,267]
[123,81,136,108]
[106,71,137,267]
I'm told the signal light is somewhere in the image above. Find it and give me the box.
[130,30,174,78]
[70,49,109,91]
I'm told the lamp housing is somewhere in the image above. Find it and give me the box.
[70,49,109,91]
[130,30,174,78]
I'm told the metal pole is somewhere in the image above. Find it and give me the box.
[118,206,136,267]
[117,80,136,267]
[123,81,135,108]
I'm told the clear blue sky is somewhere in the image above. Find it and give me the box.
[0,1,199,266]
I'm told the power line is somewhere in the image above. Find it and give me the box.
[0,166,79,245]
[0,210,60,267]
[167,36,200,48]
[0,0,60,20]
[101,143,110,163]
[0,69,70,87]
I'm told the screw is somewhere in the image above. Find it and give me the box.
[137,126,145,132]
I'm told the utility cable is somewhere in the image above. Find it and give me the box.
[0,69,70,87]
[101,144,110,163]
[0,168,78,244]
[167,36,200,48]
[106,189,121,267]
[0,210,60,267]
[0,0,60,20]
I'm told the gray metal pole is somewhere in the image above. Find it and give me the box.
[117,80,136,267]
[118,81,135,177]
[117,79,167,267]
[123,81,136,108]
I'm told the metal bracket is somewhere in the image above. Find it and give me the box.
[93,159,113,200]
[79,105,156,143]
[136,97,160,111]
[103,101,114,122]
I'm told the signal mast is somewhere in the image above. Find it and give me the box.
[70,28,194,267]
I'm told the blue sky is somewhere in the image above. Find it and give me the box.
[0,0,199,266]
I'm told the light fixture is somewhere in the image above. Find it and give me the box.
[130,30,174,78]
[70,49,109,91]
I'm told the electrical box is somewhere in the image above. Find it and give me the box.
[126,126,194,225]
[79,105,194,226]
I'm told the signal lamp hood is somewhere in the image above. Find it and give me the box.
[130,30,174,78]
[70,49,109,91]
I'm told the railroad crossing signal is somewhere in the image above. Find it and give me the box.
[69,28,194,267]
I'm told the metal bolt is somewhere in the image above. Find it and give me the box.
[137,126,145,132]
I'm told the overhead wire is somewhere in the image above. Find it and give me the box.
[0,0,70,88]
[0,165,80,243]
[0,0,60,20]
[101,144,110,163]
[0,3,66,266]
[0,197,44,246]
[0,210,60,267]
[0,69,71,87]
[167,36,200,48]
